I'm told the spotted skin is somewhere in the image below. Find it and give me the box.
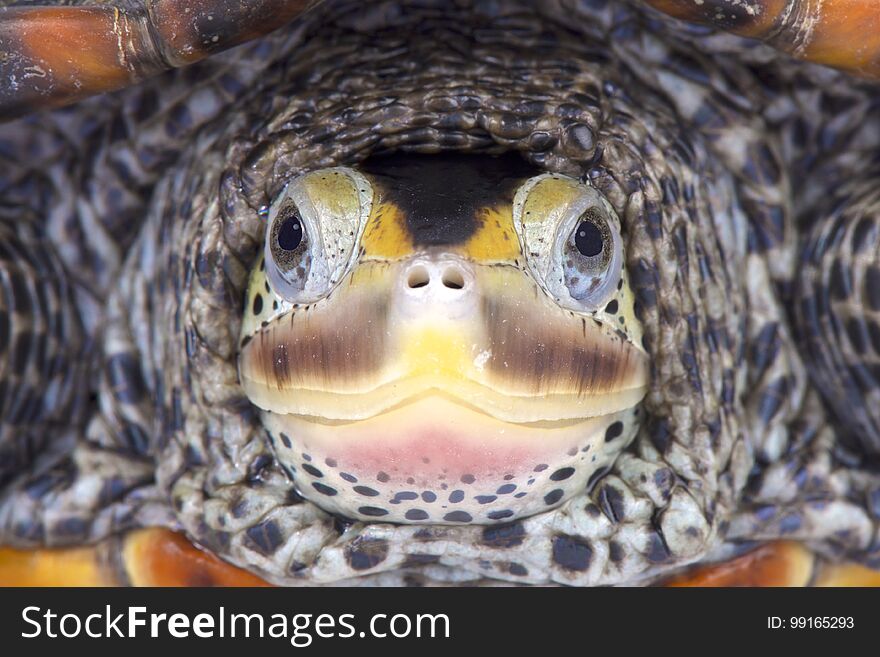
[0,0,879,587]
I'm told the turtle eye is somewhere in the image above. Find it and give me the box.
[514,174,623,313]
[574,213,606,257]
[276,211,304,252]
[269,203,308,274]
[262,168,373,305]
[265,200,320,302]
[562,206,620,305]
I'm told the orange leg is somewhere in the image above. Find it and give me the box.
[662,542,815,587]
[0,528,271,587]
[663,541,880,587]
[0,1,318,121]
[644,0,880,78]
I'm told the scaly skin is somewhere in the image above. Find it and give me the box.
[0,0,879,586]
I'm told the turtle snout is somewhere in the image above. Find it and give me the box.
[394,255,478,321]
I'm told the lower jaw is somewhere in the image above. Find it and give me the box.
[261,396,639,524]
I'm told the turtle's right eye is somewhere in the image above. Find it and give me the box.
[276,210,304,252]
[263,168,373,305]
[265,200,319,302]
[269,203,308,275]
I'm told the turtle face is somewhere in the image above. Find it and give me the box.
[238,153,648,524]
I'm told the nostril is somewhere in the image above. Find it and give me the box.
[441,268,465,290]
[407,265,430,289]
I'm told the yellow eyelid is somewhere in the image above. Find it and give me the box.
[300,169,363,219]
[518,176,585,226]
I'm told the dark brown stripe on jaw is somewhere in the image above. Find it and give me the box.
[240,297,388,392]
[482,294,648,396]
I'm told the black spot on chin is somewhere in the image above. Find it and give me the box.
[252,293,263,315]
[358,506,389,517]
[605,421,624,441]
[550,467,575,481]
[544,489,565,505]
[312,482,337,496]
[443,511,473,522]
[405,509,429,521]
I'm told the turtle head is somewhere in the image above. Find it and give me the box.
[237,153,648,524]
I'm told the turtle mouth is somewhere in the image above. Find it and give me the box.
[261,394,639,524]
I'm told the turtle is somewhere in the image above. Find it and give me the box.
[0,0,880,587]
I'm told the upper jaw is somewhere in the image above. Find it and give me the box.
[238,257,649,423]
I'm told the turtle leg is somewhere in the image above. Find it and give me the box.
[662,542,815,586]
[643,0,880,78]
[662,542,880,586]
[0,0,320,121]
[0,528,271,586]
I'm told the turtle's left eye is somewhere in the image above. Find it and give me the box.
[562,206,620,305]
[514,174,623,313]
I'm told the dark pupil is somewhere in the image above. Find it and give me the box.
[575,220,603,257]
[278,216,303,251]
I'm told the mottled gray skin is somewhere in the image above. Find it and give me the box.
[1,0,879,585]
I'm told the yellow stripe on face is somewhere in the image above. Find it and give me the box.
[461,205,522,262]
[362,201,523,263]
[360,201,414,259]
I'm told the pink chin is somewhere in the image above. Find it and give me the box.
[261,396,635,524]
